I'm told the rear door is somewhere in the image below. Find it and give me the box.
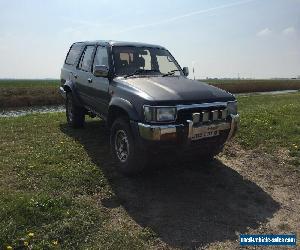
[75,45,96,108]
[61,43,84,85]
[89,45,110,116]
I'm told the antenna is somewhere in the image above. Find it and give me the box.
[193,67,195,80]
[192,61,196,80]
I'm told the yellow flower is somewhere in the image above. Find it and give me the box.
[28,232,34,237]
[295,145,298,149]
[24,241,29,246]
[52,240,58,245]
[6,246,13,250]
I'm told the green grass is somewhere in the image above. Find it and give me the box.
[237,93,300,166]
[0,79,59,88]
[0,114,151,249]
[0,93,299,249]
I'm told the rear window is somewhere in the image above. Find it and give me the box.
[65,43,83,65]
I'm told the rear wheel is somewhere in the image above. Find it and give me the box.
[66,92,85,128]
[111,117,146,175]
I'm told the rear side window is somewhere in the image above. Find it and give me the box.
[78,46,95,72]
[65,43,83,65]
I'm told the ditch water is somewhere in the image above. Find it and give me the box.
[1,90,299,118]
[0,105,65,117]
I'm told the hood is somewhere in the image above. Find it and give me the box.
[120,76,235,103]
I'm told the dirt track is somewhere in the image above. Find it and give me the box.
[62,122,300,249]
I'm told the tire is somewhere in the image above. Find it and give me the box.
[110,117,146,175]
[66,92,85,128]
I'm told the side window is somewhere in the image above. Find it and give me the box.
[78,46,95,72]
[93,46,109,68]
[65,43,83,65]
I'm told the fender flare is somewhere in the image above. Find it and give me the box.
[108,97,140,121]
[63,80,82,106]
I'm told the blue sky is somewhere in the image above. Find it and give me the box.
[0,0,299,79]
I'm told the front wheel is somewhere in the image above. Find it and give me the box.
[66,92,85,128]
[110,117,146,175]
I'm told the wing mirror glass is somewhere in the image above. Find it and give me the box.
[93,65,109,77]
[183,67,189,76]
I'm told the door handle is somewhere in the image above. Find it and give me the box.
[88,78,93,83]
[72,72,78,79]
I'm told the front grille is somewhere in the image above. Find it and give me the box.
[177,107,228,124]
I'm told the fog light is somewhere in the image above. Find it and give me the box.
[221,109,228,119]
[212,110,219,121]
[202,111,209,122]
[192,113,200,123]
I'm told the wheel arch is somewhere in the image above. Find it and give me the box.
[63,80,82,106]
[107,97,140,127]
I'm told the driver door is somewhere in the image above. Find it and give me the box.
[88,45,110,116]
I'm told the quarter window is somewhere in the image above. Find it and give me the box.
[78,46,95,72]
[65,43,83,65]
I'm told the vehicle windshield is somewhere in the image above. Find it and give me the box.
[112,46,183,77]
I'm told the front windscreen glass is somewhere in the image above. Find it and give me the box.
[112,46,183,77]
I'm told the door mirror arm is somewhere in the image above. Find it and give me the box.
[182,67,189,77]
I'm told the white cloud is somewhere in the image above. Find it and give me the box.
[256,28,272,37]
[114,0,256,34]
[282,26,296,35]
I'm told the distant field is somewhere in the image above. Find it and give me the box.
[1,79,300,108]
[0,80,63,108]
[201,79,300,93]
[0,79,59,88]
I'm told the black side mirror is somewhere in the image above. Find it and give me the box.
[93,65,109,77]
[183,67,189,76]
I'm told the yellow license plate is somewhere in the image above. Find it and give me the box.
[191,129,220,140]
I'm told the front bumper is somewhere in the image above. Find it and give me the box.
[138,114,239,142]
[59,86,66,99]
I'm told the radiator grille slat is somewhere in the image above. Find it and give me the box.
[177,108,228,124]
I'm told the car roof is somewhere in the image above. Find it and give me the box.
[73,40,166,49]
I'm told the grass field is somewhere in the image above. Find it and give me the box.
[237,93,300,166]
[0,114,151,249]
[0,93,299,249]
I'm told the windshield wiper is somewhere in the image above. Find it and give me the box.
[162,69,180,77]
[124,69,160,78]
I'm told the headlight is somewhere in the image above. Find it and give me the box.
[227,101,238,115]
[157,107,176,121]
[144,106,176,122]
